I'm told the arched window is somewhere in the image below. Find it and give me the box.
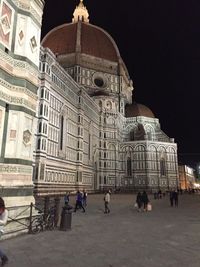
[44,105,46,116]
[99,100,102,108]
[88,134,91,160]
[42,123,46,134]
[42,139,44,150]
[39,104,43,116]
[160,158,166,176]
[147,131,152,140]
[41,88,44,98]
[44,140,46,151]
[127,157,132,176]
[130,130,135,141]
[38,122,42,133]
[37,139,41,150]
[60,115,64,150]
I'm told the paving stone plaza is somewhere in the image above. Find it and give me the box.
[1,193,200,267]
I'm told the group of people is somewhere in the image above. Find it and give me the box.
[136,189,180,211]
[64,190,88,213]
[136,191,150,212]
[0,188,182,266]
[153,189,166,199]
[64,190,112,215]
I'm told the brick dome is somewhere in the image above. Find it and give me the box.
[42,22,120,62]
[125,103,155,118]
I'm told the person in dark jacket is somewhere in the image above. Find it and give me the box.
[64,192,70,206]
[136,192,142,212]
[141,191,149,211]
[74,191,85,212]
[169,191,174,207]
[82,190,88,207]
[173,190,179,207]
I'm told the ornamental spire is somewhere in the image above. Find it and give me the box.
[72,0,89,23]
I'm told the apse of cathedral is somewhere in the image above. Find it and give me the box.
[0,0,178,221]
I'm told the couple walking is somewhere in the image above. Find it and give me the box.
[74,190,88,212]
[64,190,87,213]
[136,191,149,212]
[169,190,178,207]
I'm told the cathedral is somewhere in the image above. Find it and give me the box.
[34,0,179,197]
[0,0,178,231]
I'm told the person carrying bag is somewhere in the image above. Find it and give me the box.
[147,202,152,211]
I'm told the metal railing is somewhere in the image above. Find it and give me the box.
[7,205,31,232]
[6,201,57,235]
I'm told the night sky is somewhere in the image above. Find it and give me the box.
[41,0,200,168]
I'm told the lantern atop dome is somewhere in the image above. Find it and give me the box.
[72,0,89,23]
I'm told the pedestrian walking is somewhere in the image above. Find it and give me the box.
[169,191,174,207]
[141,191,149,211]
[158,189,162,199]
[64,192,70,206]
[173,190,179,207]
[0,197,9,266]
[74,191,85,212]
[136,192,142,212]
[104,190,111,214]
[82,190,87,207]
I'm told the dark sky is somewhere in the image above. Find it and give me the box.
[42,0,200,167]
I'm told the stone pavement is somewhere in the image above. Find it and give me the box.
[1,193,200,267]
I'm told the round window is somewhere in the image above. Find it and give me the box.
[94,77,104,88]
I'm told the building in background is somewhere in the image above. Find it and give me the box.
[178,165,196,190]
[33,0,178,199]
[0,0,44,235]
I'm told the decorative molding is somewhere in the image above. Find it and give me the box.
[0,48,38,85]
[0,89,36,111]
[0,164,32,174]
[0,78,37,100]
[12,0,42,24]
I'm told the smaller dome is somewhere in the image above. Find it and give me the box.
[125,103,155,118]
